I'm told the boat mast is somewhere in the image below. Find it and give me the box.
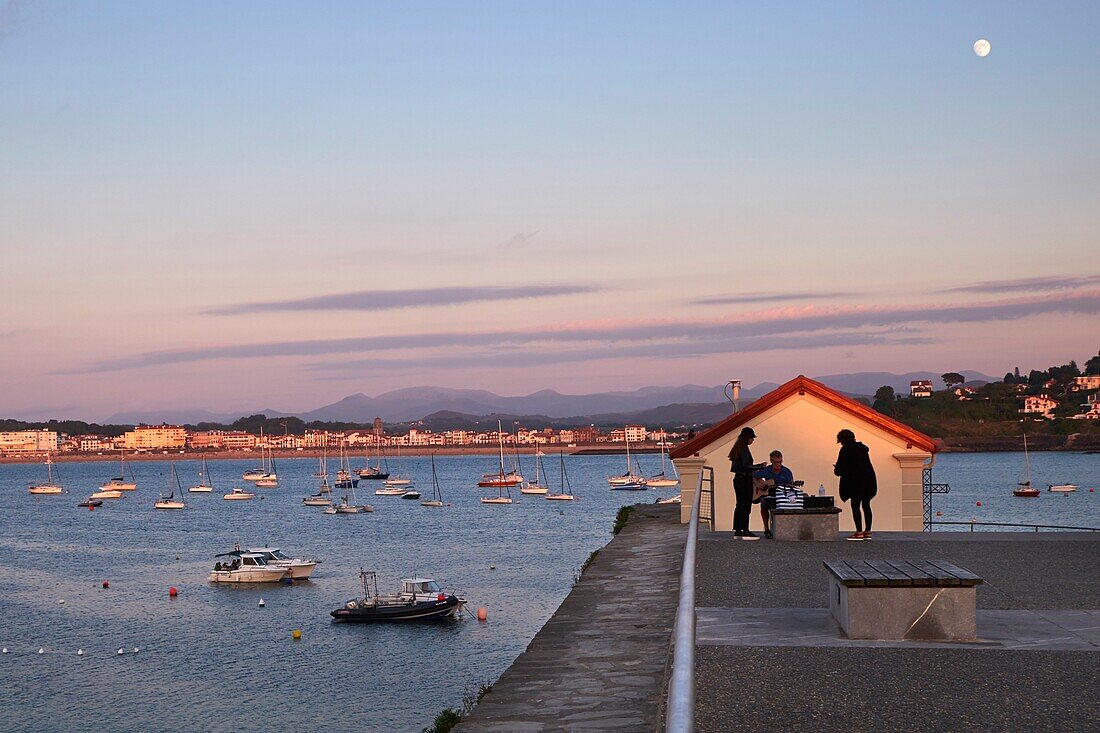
[1023,433,1032,486]
[497,420,506,479]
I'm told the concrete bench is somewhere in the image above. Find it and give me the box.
[770,506,841,541]
[824,560,984,641]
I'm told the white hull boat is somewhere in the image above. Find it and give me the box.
[101,480,137,491]
[374,487,408,496]
[223,488,255,500]
[421,454,447,507]
[520,485,548,494]
[154,499,186,510]
[383,478,412,487]
[90,488,123,500]
[154,463,187,510]
[255,479,278,488]
[1048,484,1078,492]
[29,456,65,495]
[209,551,287,583]
[189,485,213,493]
[481,496,513,505]
[250,547,320,580]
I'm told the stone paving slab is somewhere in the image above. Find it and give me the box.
[697,606,1100,651]
[454,504,683,733]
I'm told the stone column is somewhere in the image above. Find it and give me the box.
[672,457,705,524]
[893,452,932,531]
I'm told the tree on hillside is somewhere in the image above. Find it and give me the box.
[873,385,896,414]
[942,372,965,389]
[1086,351,1100,376]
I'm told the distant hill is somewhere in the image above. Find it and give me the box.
[98,370,998,426]
[417,402,735,432]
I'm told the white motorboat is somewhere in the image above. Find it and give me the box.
[545,451,576,501]
[208,551,287,583]
[1048,483,1078,492]
[90,487,124,500]
[656,495,682,505]
[374,487,408,496]
[154,463,187,509]
[249,547,320,579]
[420,454,445,507]
[190,453,214,493]
[255,478,278,488]
[101,451,137,491]
[223,487,255,501]
[29,455,65,495]
[400,490,421,500]
[383,477,413,487]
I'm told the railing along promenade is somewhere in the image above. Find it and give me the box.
[665,466,713,733]
[929,520,1099,532]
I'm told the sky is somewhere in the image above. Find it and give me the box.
[1,1,1098,421]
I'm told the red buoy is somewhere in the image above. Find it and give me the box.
[437,593,446,601]
[476,607,488,622]
[976,501,982,507]
[89,504,94,511]
[102,580,109,589]
[168,587,178,597]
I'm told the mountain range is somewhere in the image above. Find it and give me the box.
[103,370,995,426]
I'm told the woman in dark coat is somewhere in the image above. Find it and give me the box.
[728,427,763,539]
[833,429,877,540]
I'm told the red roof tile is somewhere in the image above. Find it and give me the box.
[669,375,938,458]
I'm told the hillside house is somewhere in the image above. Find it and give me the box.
[910,380,934,398]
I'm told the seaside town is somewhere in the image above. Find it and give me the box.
[0,422,672,457]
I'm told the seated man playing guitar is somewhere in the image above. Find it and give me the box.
[753,450,795,539]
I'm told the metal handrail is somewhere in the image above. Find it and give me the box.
[928,520,1099,532]
[665,465,711,733]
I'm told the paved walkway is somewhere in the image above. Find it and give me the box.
[454,504,684,733]
[695,531,1100,733]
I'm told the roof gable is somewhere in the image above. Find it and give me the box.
[670,375,938,458]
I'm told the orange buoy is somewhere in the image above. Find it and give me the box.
[476,607,488,622]
[168,587,178,597]
[292,630,302,640]
[935,511,942,517]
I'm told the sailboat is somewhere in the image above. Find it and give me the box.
[334,441,359,490]
[303,452,333,505]
[545,451,576,501]
[101,450,137,491]
[256,454,278,488]
[478,421,524,487]
[382,444,412,487]
[646,434,680,488]
[420,454,445,507]
[154,463,187,509]
[357,443,390,480]
[609,433,647,490]
[243,428,268,481]
[1013,434,1040,497]
[189,453,214,493]
[520,450,549,494]
[28,454,64,495]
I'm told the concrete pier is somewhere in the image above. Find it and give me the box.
[454,504,684,732]
[454,507,1098,732]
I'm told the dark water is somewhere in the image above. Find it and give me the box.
[0,451,1096,732]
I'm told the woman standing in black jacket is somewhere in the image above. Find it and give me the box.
[728,427,763,539]
[833,429,878,540]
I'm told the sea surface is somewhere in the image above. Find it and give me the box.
[0,451,1096,733]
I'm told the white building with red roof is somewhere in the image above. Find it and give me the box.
[670,375,940,532]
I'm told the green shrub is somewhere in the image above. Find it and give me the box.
[612,505,634,535]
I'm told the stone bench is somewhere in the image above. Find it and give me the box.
[770,506,841,541]
[824,560,983,641]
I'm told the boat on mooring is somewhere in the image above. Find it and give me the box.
[223,486,255,501]
[208,550,287,583]
[101,450,138,491]
[154,463,187,509]
[330,571,465,623]
[1013,434,1040,497]
[248,547,320,579]
[28,455,65,495]
[189,453,214,493]
[1048,483,1078,493]
[545,451,576,501]
[420,454,445,507]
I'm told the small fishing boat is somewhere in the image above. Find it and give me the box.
[248,547,320,579]
[28,455,64,495]
[209,549,287,583]
[520,451,549,495]
[100,450,138,491]
[1013,434,1040,497]
[223,487,255,501]
[330,571,465,623]
[1048,483,1078,493]
[400,490,421,500]
[154,463,187,509]
[545,451,576,501]
[189,453,214,493]
[420,454,445,507]
[78,498,104,508]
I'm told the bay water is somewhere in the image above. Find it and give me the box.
[0,451,1095,732]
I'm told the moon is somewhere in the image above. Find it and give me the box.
[974,39,991,57]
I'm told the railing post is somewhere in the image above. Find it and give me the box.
[665,467,705,733]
